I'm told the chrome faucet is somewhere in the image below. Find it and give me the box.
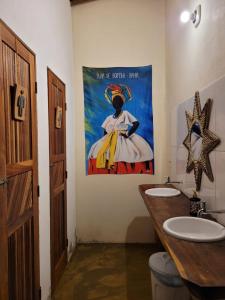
[197,201,225,217]
[165,176,183,184]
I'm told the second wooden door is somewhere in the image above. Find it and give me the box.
[47,68,67,292]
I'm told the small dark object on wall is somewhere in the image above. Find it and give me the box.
[70,0,97,6]
[189,191,201,217]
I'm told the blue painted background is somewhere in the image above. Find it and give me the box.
[83,66,154,172]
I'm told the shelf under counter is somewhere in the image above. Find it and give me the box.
[139,184,225,299]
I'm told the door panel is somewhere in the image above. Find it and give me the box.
[48,69,67,291]
[49,81,65,157]
[53,191,66,263]
[0,20,40,300]
[3,43,32,164]
[51,161,64,187]
[8,218,34,300]
[7,171,32,226]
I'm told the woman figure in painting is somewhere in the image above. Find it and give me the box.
[88,84,153,171]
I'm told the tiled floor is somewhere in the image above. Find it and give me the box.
[53,243,162,300]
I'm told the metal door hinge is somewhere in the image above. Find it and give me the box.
[0,178,8,186]
[65,170,68,179]
[65,102,67,111]
[39,286,42,299]
[37,185,40,197]
[35,82,38,94]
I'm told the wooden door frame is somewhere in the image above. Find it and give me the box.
[0,20,9,300]
[47,67,68,292]
[0,19,40,300]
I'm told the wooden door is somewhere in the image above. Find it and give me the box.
[0,20,40,300]
[47,69,67,291]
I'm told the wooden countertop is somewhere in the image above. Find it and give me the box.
[139,184,225,289]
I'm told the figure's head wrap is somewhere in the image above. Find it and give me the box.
[104,84,132,104]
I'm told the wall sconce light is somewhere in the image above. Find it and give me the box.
[180,5,201,27]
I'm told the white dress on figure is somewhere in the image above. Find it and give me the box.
[88,110,153,163]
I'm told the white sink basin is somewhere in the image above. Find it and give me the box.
[163,216,225,242]
[145,188,181,197]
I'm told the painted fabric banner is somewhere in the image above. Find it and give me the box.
[83,66,154,175]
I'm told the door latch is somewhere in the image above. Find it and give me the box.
[0,179,8,186]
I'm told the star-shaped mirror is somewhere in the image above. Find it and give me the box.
[183,91,220,191]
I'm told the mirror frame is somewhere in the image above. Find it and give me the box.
[183,91,220,191]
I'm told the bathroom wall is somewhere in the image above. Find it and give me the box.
[0,1,76,299]
[166,0,225,225]
[72,0,168,243]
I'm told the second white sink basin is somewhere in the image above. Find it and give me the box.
[163,216,225,242]
[145,188,181,197]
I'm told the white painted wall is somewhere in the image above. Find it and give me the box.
[166,0,225,224]
[72,0,167,243]
[0,1,76,299]
[166,0,225,107]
